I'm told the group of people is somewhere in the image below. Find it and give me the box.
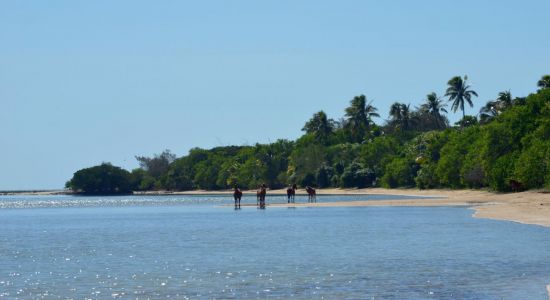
[232,184,316,209]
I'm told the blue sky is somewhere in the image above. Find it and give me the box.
[1,1,549,190]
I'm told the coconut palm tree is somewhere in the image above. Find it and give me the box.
[389,102,402,119]
[537,75,550,89]
[479,91,513,124]
[302,111,335,144]
[389,102,414,131]
[365,100,380,123]
[445,75,478,122]
[420,92,448,129]
[495,90,513,109]
[344,95,380,142]
[479,100,498,124]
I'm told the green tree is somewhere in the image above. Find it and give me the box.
[288,144,326,186]
[537,75,550,89]
[359,135,402,180]
[130,168,154,191]
[496,90,513,108]
[340,161,376,188]
[454,115,478,128]
[160,161,195,190]
[479,90,513,124]
[344,95,379,142]
[445,75,478,122]
[419,92,448,129]
[388,102,415,131]
[479,100,499,124]
[135,150,176,179]
[302,111,335,144]
[316,165,333,188]
[380,157,416,188]
[67,163,133,195]
[514,139,549,189]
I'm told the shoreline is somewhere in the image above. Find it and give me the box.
[3,187,550,227]
[206,187,550,228]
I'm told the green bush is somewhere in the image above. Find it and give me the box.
[67,163,133,195]
[460,143,486,188]
[300,173,316,187]
[316,165,333,188]
[415,163,438,189]
[486,153,517,192]
[381,157,416,188]
[340,161,375,188]
[514,140,549,189]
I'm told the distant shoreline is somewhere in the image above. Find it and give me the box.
[2,188,550,228]
[0,190,71,196]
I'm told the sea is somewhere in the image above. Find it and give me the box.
[1,194,550,299]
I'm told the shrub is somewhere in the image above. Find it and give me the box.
[486,153,517,192]
[381,157,416,188]
[514,140,550,189]
[300,173,316,187]
[316,165,333,188]
[340,162,376,188]
[415,163,438,189]
[67,163,133,195]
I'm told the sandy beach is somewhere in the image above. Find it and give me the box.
[157,187,550,228]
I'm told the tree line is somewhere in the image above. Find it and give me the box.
[66,75,550,194]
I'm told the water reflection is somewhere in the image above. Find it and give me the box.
[0,197,549,299]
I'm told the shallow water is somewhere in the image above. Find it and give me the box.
[0,194,425,209]
[1,195,550,299]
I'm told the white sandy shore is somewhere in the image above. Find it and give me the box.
[188,187,550,228]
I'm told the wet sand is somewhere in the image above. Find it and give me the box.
[215,188,550,228]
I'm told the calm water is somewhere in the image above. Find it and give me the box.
[1,195,550,299]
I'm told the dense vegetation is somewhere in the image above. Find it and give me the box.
[66,163,133,195]
[67,75,550,194]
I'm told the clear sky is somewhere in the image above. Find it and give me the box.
[1,1,549,190]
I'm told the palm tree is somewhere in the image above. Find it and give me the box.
[389,102,414,131]
[537,75,550,89]
[420,92,448,129]
[478,90,513,124]
[479,100,498,124]
[495,90,513,109]
[344,95,380,142]
[445,75,478,122]
[389,102,402,119]
[302,111,335,144]
[365,100,380,122]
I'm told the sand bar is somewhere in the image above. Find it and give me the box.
[4,188,550,227]
[221,188,550,228]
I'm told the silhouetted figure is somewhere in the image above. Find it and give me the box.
[233,185,243,209]
[509,180,523,192]
[286,184,297,203]
[256,186,262,207]
[257,184,267,209]
[306,186,316,203]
